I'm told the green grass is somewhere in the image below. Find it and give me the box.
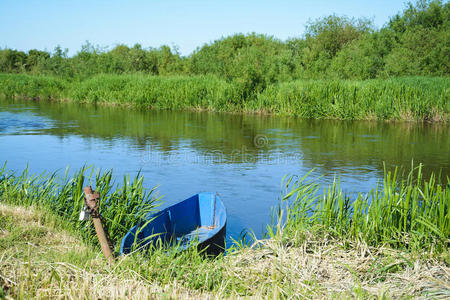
[272,165,449,253]
[0,164,449,298]
[1,205,448,299]
[70,74,240,111]
[1,73,449,122]
[253,77,450,121]
[0,163,448,254]
[0,164,160,249]
[0,73,68,100]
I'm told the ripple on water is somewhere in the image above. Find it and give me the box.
[0,112,55,135]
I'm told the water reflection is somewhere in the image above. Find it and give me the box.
[0,97,448,239]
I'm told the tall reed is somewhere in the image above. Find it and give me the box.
[0,73,448,121]
[69,73,241,111]
[273,165,449,253]
[0,164,160,248]
[0,73,67,100]
[254,77,449,121]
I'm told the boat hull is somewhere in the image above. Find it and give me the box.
[120,192,227,256]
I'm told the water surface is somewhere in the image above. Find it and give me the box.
[0,97,449,241]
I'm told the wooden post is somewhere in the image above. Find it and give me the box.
[83,186,114,263]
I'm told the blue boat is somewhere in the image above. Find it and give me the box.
[120,192,227,256]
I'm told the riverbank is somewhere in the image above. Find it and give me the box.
[0,165,448,298]
[1,203,448,299]
[0,73,448,122]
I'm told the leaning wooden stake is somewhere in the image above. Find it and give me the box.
[83,186,114,263]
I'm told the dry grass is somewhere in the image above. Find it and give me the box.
[0,204,208,299]
[226,234,450,299]
[0,203,448,299]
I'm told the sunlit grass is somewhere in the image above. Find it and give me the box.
[0,163,448,298]
[1,73,448,121]
[272,165,449,253]
[0,73,68,100]
[0,164,160,249]
[254,77,450,121]
[70,73,240,111]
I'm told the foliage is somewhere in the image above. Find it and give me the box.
[384,25,449,76]
[300,15,374,77]
[1,73,448,121]
[187,33,296,99]
[0,1,447,87]
[252,76,449,121]
[0,164,160,247]
[0,164,448,298]
[275,164,449,253]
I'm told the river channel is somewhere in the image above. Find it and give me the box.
[0,97,448,241]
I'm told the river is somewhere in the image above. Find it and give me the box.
[1,97,449,241]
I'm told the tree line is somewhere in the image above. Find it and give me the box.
[1,0,448,98]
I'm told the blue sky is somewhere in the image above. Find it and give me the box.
[1,0,408,56]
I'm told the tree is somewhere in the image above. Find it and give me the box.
[26,49,50,72]
[0,49,27,72]
[384,0,449,76]
[300,15,374,77]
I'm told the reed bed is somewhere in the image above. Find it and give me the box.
[70,74,240,111]
[0,164,449,298]
[274,166,449,253]
[0,73,68,100]
[0,164,160,248]
[0,73,448,121]
[254,77,450,121]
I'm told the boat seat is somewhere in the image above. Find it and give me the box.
[176,226,216,248]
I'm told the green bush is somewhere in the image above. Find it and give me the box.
[0,1,448,81]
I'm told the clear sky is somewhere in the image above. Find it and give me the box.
[1,0,409,56]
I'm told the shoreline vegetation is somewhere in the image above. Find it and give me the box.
[0,164,448,298]
[0,73,449,122]
[1,1,449,122]
[0,1,448,298]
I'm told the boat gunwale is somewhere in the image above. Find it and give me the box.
[119,192,227,255]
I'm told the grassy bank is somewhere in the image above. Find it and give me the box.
[0,73,449,122]
[276,167,449,253]
[1,204,448,299]
[0,164,448,298]
[254,77,450,121]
